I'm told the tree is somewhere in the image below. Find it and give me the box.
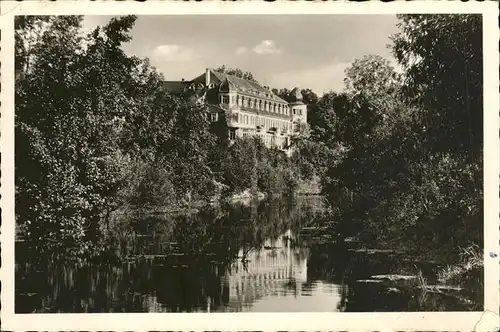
[214,65,258,83]
[308,91,349,146]
[16,15,136,257]
[301,88,319,105]
[343,54,401,100]
[392,14,482,160]
[15,15,181,257]
[391,14,483,245]
[318,15,483,252]
[271,88,292,102]
[161,93,218,204]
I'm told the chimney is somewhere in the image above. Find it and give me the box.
[205,68,210,86]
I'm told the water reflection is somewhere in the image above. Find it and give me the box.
[15,196,481,313]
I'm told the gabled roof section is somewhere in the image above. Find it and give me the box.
[208,69,288,103]
[219,77,237,92]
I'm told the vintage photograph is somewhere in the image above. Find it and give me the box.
[2,1,498,330]
[13,12,485,313]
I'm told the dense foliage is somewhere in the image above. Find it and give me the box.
[15,14,483,265]
[312,15,483,255]
[15,16,310,258]
[214,65,258,83]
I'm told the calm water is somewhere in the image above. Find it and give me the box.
[16,196,481,313]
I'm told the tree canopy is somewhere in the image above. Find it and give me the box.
[214,65,258,83]
[311,14,483,252]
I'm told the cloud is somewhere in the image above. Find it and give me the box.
[253,40,281,55]
[235,46,248,55]
[269,60,351,95]
[152,44,195,62]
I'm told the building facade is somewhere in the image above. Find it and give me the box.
[164,69,307,154]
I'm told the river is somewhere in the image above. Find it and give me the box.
[15,195,481,313]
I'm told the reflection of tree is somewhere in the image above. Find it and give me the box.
[16,196,327,313]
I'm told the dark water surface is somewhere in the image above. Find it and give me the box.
[16,196,481,313]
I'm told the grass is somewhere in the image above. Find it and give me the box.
[437,244,483,285]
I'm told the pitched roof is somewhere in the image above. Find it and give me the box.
[209,70,288,104]
[162,80,190,92]
[219,77,238,92]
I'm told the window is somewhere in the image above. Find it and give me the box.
[211,113,218,122]
[229,130,236,140]
[232,113,239,123]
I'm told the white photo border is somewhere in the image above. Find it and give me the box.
[1,1,498,331]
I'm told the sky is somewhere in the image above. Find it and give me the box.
[83,15,400,96]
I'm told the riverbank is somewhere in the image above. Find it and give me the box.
[298,222,483,310]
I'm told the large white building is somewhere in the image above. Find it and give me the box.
[164,68,308,154]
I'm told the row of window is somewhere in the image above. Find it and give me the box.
[230,130,289,150]
[261,134,288,149]
[231,113,291,132]
[220,94,290,115]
